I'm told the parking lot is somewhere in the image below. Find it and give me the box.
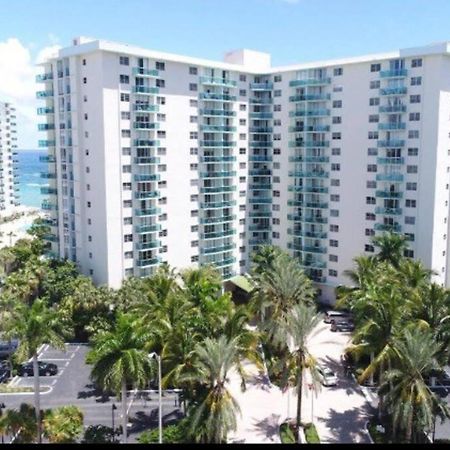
[2,344,182,443]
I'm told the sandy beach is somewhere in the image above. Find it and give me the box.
[0,206,44,249]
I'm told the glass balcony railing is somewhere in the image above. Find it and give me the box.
[249,155,272,162]
[375,190,403,199]
[289,156,329,163]
[199,93,237,102]
[378,123,406,130]
[249,238,270,246]
[40,186,57,195]
[288,186,328,194]
[36,73,53,82]
[199,156,236,163]
[134,104,159,112]
[288,200,328,209]
[248,211,272,218]
[39,155,56,163]
[249,127,273,133]
[375,207,402,215]
[299,259,327,269]
[289,141,329,148]
[249,184,272,190]
[289,93,331,102]
[201,244,236,255]
[134,191,160,199]
[249,97,273,105]
[288,229,327,239]
[135,224,162,233]
[377,157,404,165]
[200,109,236,117]
[200,185,236,193]
[249,197,272,204]
[249,141,273,148]
[289,171,329,178]
[374,223,402,232]
[200,76,237,87]
[38,124,55,131]
[379,105,407,113]
[211,257,237,268]
[289,109,330,117]
[36,90,54,98]
[249,112,273,119]
[289,125,330,133]
[376,173,404,182]
[200,141,236,147]
[200,125,237,132]
[200,200,237,208]
[200,215,236,224]
[133,122,160,130]
[132,67,159,77]
[290,243,327,254]
[37,107,55,115]
[41,200,57,211]
[200,171,237,178]
[38,140,55,148]
[40,172,56,179]
[135,241,161,250]
[380,86,407,96]
[250,82,273,90]
[134,157,160,164]
[134,174,161,182]
[132,86,159,94]
[289,78,331,87]
[137,257,161,267]
[43,234,59,243]
[133,139,160,147]
[377,140,405,148]
[288,214,328,224]
[249,169,271,176]
[134,207,161,216]
[201,229,236,239]
[380,69,408,78]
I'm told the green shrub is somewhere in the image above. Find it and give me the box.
[138,418,190,444]
[279,422,295,444]
[303,423,320,443]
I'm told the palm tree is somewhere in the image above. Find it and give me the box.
[380,329,450,442]
[186,336,240,443]
[7,231,16,247]
[0,403,37,443]
[372,232,408,268]
[42,405,84,443]
[8,299,68,443]
[250,244,286,276]
[87,313,154,444]
[274,303,323,442]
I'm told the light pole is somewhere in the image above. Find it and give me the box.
[111,403,117,442]
[308,384,314,424]
[0,403,5,444]
[149,352,162,444]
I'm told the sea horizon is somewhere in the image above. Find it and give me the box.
[16,149,46,209]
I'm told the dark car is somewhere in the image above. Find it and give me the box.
[0,340,19,358]
[18,361,58,377]
[0,360,11,383]
[331,320,355,332]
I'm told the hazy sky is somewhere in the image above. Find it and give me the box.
[1,0,449,148]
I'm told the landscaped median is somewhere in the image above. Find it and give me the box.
[0,385,51,394]
[280,421,320,444]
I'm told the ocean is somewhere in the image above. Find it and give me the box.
[16,150,47,209]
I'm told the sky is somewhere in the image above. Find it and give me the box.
[1,0,450,148]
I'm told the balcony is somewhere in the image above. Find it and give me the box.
[200,200,236,208]
[299,260,327,269]
[134,191,160,199]
[377,140,405,148]
[199,156,236,163]
[289,78,331,87]
[289,156,329,163]
[39,155,56,163]
[249,197,272,204]
[40,172,56,179]
[212,257,237,268]
[250,82,274,90]
[249,141,273,148]
[37,107,55,115]
[200,171,237,178]
[133,122,160,130]
[36,90,54,99]
[135,241,161,250]
[250,98,273,105]
[289,200,328,209]
[134,174,161,182]
[249,184,272,190]
[290,243,327,254]
[249,169,271,176]
[36,73,53,82]
[134,104,159,112]
[200,140,236,148]
[137,257,161,267]
[374,223,402,232]
[289,109,330,118]
[40,186,57,195]
[289,93,331,102]
[375,207,402,215]
[379,104,407,113]
[380,86,407,96]
[41,201,57,211]
[249,155,272,162]
[377,157,404,165]
[375,190,403,199]
[132,67,159,77]
[248,211,272,218]
[376,173,404,182]
[289,171,329,178]
[380,69,408,78]
[249,112,273,119]
[249,238,270,246]
[289,125,330,133]
[200,185,236,193]
[134,157,160,165]
[133,139,160,147]
[201,229,236,239]
[288,214,328,224]
[135,224,162,233]
[378,123,406,130]
[199,93,237,102]
[200,109,236,117]
[38,124,55,131]
[200,76,237,87]
[200,125,236,132]
[289,140,329,148]
[38,140,55,148]
[200,215,236,224]
[288,229,327,239]
[132,86,159,95]
[249,127,273,133]
[134,207,161,216]
[43,234,59,243]
[288,186,328,194]
[201,244,236,255]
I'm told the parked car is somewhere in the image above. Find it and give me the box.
[0,340,19,358]
[18,361,58,377]
[324,310,351,324]
[331,320,355,332]
[317,366,338,386]
[0,361,11,384]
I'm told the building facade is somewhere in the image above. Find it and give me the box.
[37,37,450,303]
[0,102,19,214]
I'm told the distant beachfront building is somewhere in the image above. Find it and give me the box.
[37,37,450,303]
[0,102,19,214]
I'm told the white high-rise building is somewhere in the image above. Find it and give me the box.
[37,37,450,303]
[0,102,19,214]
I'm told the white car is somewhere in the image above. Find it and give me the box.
[317,366,338,386]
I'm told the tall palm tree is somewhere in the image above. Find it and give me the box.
[274,303,322,442]
[87,313,153,444]
[8,299,68,443]
[42,405,84,443]
[250,244,286,276]
[0,403,37,443]
[372,232,408,268]
[186,336,240,443]
[380,329,450,442]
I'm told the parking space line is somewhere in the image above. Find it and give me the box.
[38,358,72,362]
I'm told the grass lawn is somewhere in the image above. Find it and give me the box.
[0,385,50,394]
[279,421,320,444]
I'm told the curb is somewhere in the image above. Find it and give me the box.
[364,421,375,444]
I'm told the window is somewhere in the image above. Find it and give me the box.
[156,79,165,88]
[190,147,198,155]
[330,240,338,247]
[366,197,376,205]
[83,77,87,84]
[332,132,341,140]
[367,180,377,188]
[122,165,131,173]
[119,56,129,66]
[408,147,418,156]
[120,74,129,84]
[122,147,131,155]
[189,66,198,75]
[331,194,340,201]
[407,165,418,174]
[120,93,130,102]
[331,179,340,187]
[408,130,419,139]
[405,216,416,225]
[82,59,86,66]
[274,104,281,112]
[368,148,378,156]
[190,99,198,107]
[367,164,377,172]
[368,131,379,139]
[330,224,339,232]
[87,201,91,208]
[157,113,166,121]
[121,111,130,120]
[274,148,281,155]
[239,74,246,82]
[409,112,420,121]
[332,100,342,108]
[121,129,130,137]
[189,83,197,91]
[365,228,375,237]
[330,209,339,217]
[123,200,132,208]
[122,182,132,191]
[410,94,421,103]
[239,119,246,126]
[190,132,198,139]
[329,269,338,277]
[84,113,88,120]
[156,61,165,71]
[365,245,375,253]
[331,163,340,171]
[334,67,343,76]
[411,76,422,86]
[124,217,133,225]
[239,148,246,155]
[406,182,417,191]
[370,80,380,89]
[239,133,246,140]
[366,213,376,221]
[124,234,133,242]
[404,249,414,258]
[369,115,379,123]
[329,255,338,262]
[369,97,380,106]
[239,89,247,97]
[240,104,246,111]
[332,116,342,124]
[332,148,341,156]
[190,115,197,123]
[124,252,133,259]
[371,63,381,72]
[333,85,343,92]
[406,199,417,208]
[157,96,166,105]
[274,75,282,82]
[411,58,422,68]
[274,90,282,97]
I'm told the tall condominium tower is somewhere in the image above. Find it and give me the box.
[0,102,19,214]
[37,37,450,303]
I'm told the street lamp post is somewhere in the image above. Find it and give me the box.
[111,403,117,442]
[0,403,5,444]
[308,384,314,424]
[149,352,162,444]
